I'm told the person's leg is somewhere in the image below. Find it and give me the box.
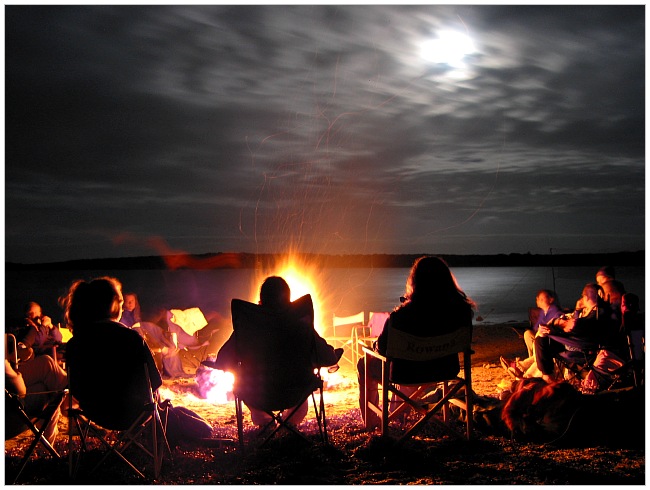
[282,399,309,425]
[19,355,67,392]
[249,407,273,427]
[40,407,60,445]
[162,353,185,378]
[534,336,563,381]
[524,329,535,358]
[357,356,381,429]
[18,356,65,445]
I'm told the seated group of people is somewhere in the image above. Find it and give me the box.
[7,259,642,446]
[118,293,227,379]
[500,266,642,392]
[6,273,346,438]
[6,301,69,445]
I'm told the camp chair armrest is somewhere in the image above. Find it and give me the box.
[360,345,387,363]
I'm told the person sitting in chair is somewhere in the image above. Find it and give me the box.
[534,283,622,384]
[61,276,164,429]
[500,289,563,379]
[14,302,63,360]
[356,255,476,429]
[595,266,626,314]
[5,354,68,445]
[207,276,342,429]
[524,290,563,358]
[119,292,142,328]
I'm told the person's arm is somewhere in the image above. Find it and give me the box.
[214,335,237,371]
[140,338,163,390]
[19,323,38,348]
[311,332,341,367]
[5,359,27,396]
[43,317,63,343]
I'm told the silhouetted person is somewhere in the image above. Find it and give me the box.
[208,276,342,428]
[356,256,476,428]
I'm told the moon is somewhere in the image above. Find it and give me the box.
[420,30,476,67]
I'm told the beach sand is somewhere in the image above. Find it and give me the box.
[6,323,644,484]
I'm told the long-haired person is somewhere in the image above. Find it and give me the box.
[61,276,162,428]
[357,255,476,428]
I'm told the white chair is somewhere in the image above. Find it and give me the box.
[332,311,365,368]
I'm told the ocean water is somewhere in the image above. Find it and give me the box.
[4,265,644,331]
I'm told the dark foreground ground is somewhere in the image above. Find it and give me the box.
[5,324,645,485]
[5,411,645,485]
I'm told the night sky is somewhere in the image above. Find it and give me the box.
[4,4,645,264]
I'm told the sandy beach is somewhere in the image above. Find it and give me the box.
[6,322,644,484]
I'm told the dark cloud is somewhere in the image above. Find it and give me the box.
[5,4,645,263]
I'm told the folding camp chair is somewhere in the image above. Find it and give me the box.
[351,312,388,367]
[548,334,601,383]
[626,327,645,388]
[5,388,68,483]
[5,334,68,484]
[66,333,172,480]
[331,311,365,369]
[549,332,642,392]
[361,326,474,444]
[231,295,328,450]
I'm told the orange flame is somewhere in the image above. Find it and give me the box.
[251,253,329,335]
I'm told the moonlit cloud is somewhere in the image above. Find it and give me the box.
[4,4,645,263]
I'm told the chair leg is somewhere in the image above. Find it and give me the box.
[154,404,172,473]
[442,382,449,423]
[380,360,389,437]
[13,419,61,484]
[235,397,245,451]
[464,351,473,441]
[11,392,66,484]
[319,389,328,444]
[311,392,324,442]
[152,409,160,479]
[397,380,466,444]
[90,416,148,479]
[309,389,328,444]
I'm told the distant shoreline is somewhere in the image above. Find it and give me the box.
[6,250,644,271]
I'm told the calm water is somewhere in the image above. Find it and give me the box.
[5,265,644,331]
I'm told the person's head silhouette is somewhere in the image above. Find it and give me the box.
[259,276,291,310]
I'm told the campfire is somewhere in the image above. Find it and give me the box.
[195,362,235,403]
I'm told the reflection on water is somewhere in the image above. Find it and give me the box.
[5,266,644,328]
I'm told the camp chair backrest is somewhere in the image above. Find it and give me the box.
[386,326,472,362]
[66,323,157,430]
[368,312,390,337]
[361,324,473,442]
[333,311,364,327]
[231,295,319,412]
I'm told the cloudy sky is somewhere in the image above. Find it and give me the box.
[4,4,645,264]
